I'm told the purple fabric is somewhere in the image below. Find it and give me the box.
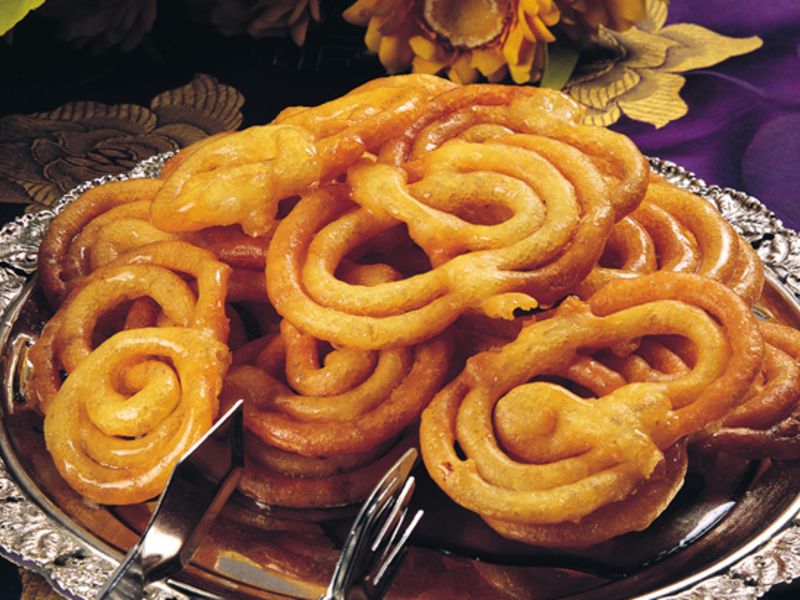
[612,0,800,230]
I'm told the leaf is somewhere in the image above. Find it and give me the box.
[636,0,668,34]
[617,69,687,128]
[150,74,244,133]
[540,42,581,91]
[659,24,763,73]
[615,26,677,69]
[565,66,640,111]
[0,0,46,36]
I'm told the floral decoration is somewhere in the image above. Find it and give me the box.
[0,74,243,208]
[38,0,158,51]
[343,0,646,84]
[207,0,321,46]
[563,0,764,127]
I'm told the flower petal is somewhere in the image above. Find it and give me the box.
[658,24,763,73]
[379,35,413,73]
[343,0,388,26]
[566,65,640,110]
[364,18,383,52]
[617,69,687,128]
[614,26,677,69]
[449,55,480,83]
[470,47,505,76]
[636,0,667,33]
[526,13,556,43]
[409,35,441,61]
[412,55,449,74]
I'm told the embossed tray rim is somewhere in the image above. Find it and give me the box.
[1,153,800,599]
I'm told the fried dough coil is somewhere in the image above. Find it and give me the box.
[702,322,800,459]
[579,179,765,304]
[419,273,761,544]
[238,433,418,509]
[267,128,626,349]
[220,317,451,508]
[37,176,270,311]
[38,178,163,305]
[226,325,450,457]
[28,241,230,412]
[487,443,688,548]
[30,75,798,537]
[379,84,649,219]
[43,327,229,505]
[150,75,454,236]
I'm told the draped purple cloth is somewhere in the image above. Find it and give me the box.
[613,1,800,230]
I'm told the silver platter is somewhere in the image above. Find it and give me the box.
[1,153,800,599]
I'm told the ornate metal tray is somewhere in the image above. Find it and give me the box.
[2,154,800,599]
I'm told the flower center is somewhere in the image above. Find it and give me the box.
[422,0,509,49]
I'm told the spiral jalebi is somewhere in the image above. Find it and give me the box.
[44,327,229,505]
[221,316,451,508]
[149,75,456,236]
[34,240,231,504]
[700,322,800,459]
[267,84,649,349]
[420,273,762,544]
[26,74,800,551]
[577,178,764,304]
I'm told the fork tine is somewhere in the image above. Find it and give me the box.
[359,476,421,599]
[329,476,400,596]
[370,476,416,557]
[368,507,424,599]
[322,448,419,599]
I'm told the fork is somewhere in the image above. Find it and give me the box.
[96,399,245,599]
[320,447,423,600]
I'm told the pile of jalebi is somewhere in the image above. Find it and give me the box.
[28,74,800,547]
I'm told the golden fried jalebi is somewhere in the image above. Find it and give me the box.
[267,145,627,348]
[33,239,231,505]
[219,316,451,508]
[29,241,230,412]
[238,433,418,509]
[44,327,229,505]
[265,82,650,350]
[379,84,648,218]
[37,175,273,310]
[150,75,455,236]
[420,273,762,544]
[27,74,800,552]
[578,178,764,305]
[38,178,164,305]
[487,443,688,548]
[701,322,800,459]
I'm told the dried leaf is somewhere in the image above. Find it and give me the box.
[617,69,687,128]
[659,23,763,73]
[567,67,641,111]
[614,26,677,69]
[150,74,244,133]
[635,0,668,34]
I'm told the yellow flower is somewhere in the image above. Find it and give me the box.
[345,0,645,84]
[558,0,647,40]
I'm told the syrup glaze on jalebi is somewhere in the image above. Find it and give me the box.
[420,273,763,545]
[27,75,800,551]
